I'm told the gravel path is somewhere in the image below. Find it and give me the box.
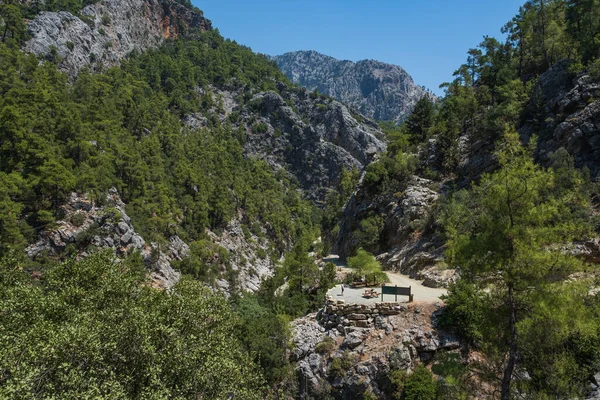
[324,255,446,304]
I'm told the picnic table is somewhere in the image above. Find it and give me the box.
[362,289,379,298]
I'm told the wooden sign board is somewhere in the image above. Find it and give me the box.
[381,285,412,302]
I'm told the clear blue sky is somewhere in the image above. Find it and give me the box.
[193,1,525,96]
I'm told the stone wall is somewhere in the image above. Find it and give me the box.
[318,299,407,330]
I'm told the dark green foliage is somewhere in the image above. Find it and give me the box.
[405,96,435,144]
[328,351,356,379]
[253,122,269,133]
[233,295,292,385]
[416,0,600,177]
[0,252,265,399]
[400,366,438,400]
[321,167,360,249]
[351,214,384,252]
[173,239,230,283]
[17,0,102,18]
[363,151,417,196]
[442,130,598,398]
[0,4,26,44]
[438,279,487,345]
[431,353,470,399]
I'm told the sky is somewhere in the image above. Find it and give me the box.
[193,1,525,96]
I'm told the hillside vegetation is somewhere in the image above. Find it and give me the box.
[324,0,600,398]
[1,0,600,398]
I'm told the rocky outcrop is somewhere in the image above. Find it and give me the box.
[291,302,461,399]
[24,0,211,77]
[588,373,600,400]
[242,87,386,201]
[520,60,600,178]
[23,188,290,294]
[333,175,456,286]
[25,188,183,289]
[206,217,278,293]
[272,50,434,124]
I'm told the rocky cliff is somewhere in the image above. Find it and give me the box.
[25,189,184,289]
[272,50,433,125]
[186,83,387,202]
[333,173,455,288]
[24,0,211,76]
[520,60,600,178]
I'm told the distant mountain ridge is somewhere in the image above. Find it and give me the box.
[272,50,434,124]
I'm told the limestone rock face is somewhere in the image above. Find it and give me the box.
[333,174,456,286]
[241,88,386,201]
[520,61,600,178]
[24,0,211,77]
[25,188,182,289]
[272,50,434,125]
[185,84,387,202]
[206,218,277,293]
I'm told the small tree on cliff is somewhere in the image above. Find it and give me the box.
[443,127,598,399]
[348,248,385,285]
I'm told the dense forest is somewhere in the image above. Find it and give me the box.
[1,0,600,398]
[0,2,330,396]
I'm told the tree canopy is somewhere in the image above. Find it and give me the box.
[0,252,266,399]
[441,128,599,398]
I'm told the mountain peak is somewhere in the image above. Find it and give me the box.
[272,50,432,124]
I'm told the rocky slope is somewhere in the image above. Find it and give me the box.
[187,83,387,202]
[333,173,455,288]
[291,300,462,399]
[331,63,600,289]
[520,60,600,178]
[272,50,433,124]
[24,0,211,77]
[24,188,279,293]
[25,188,184,289]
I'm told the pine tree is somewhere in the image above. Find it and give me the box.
[443,127,596,398]
[405,96,434,144]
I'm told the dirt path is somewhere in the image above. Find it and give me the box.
[324,255,446,304]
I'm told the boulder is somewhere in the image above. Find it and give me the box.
[343,330,365,349]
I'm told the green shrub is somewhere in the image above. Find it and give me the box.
[315,336,336,354]
[328,351,355,378]
[69,212,86,227]
[438,279,487,345]
[252,122,269,133]
[402,365,438,400]
[388,369,408,399]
